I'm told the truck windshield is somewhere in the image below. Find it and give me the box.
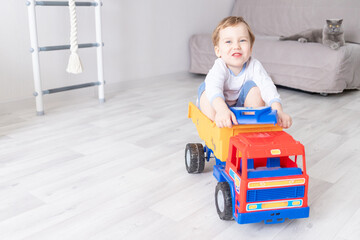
[240,155,304,179]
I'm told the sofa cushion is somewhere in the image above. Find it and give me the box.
[253,36,360,93]
[231,0,360,44]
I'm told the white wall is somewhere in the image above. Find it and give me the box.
[0,0,234,103]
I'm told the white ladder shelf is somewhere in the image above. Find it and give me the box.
[26,0,105,115]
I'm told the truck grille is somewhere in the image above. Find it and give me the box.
[247,186,305,202]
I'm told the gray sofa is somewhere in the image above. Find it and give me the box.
[189,0,360,94]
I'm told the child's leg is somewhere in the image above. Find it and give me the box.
[197,82,216,121]
[244,86,265,107]
[199,91,216,121]
[236,80,265,107]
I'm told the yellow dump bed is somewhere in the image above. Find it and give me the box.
[188,102,282,162]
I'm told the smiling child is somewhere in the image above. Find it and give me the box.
[197,16,292,128]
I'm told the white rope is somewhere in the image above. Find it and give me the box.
[66,0,83,74]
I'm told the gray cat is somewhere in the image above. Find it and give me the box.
[279,19,345,50]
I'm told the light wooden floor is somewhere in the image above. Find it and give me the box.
[0,72,360,240]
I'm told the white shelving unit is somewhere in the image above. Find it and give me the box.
[26,0,105,115]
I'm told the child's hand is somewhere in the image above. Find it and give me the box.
[215,109,238,128]
[277,111,292,129]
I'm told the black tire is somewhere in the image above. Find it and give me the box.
[185,143,205,173]
[215,182,233,220]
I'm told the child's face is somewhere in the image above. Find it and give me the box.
[215,23,252,75]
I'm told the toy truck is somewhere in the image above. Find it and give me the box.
[185,102,309,224]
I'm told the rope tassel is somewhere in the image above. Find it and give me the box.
[67,0,83,74]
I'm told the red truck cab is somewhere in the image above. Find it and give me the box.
[214,130,309,224]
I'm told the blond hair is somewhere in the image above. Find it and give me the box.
[212,16,255,48]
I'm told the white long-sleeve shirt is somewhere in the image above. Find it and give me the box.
[205,57,281,107]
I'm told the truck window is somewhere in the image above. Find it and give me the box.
[290,155,304,170]
[239,158,253,176]
[246,156,303,179]
[230,146,237,167]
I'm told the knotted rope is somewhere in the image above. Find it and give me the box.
[66,0,83,74]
